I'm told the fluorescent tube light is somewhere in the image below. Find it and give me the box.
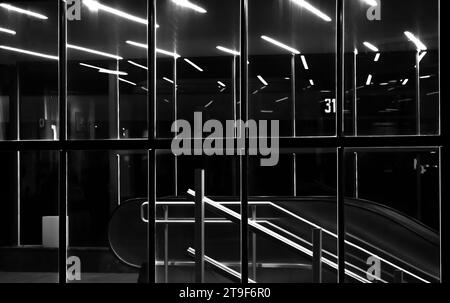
[216,46,240,56]
[404,31,427,51]
[163,77,174,84]
[80,63,127,75]
[402,79,409,85]
[0,45,58,60]
[217,81,226,87]
[300,55,309,70]
[79,63,103,70]
[83,0,149,25]
[418,51,427,62]
[290,0,332,22]
[126,40,147,49]
[99,69,128,76]
[374,53,380,62]
[67,44,123,60]
[171,0,206,13]
[309,79,315,86]
[366,74,372,85]
[257,75,268,86]
[127,60,148,70]
[126,41,180,58]
[261,35,300,54]
[184,58,204,72]
[0,3,48,20]
[157,48,180,58]
[275,97,289,103]
[118,78,137,86]
[363,41,379,52]
[204,100,214,108]
[0,27,16,35]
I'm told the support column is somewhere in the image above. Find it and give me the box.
[195,169,205,283]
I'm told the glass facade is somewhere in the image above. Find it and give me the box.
[0,0,442,284]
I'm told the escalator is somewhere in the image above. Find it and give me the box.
[257,198,439,283]
[108,193,440,283]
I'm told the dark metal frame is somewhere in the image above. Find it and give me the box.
[0,0,445,284]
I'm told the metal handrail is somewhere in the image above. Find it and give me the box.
[186,189,370,283]
[152,197,435,282]
[187,247,256,283]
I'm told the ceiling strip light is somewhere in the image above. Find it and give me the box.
[0,27,16,35]
[79,62,103,70]
[0,45,58,60]
[67,44,123,60]
[418,51,427,62]
[127,60,148,70]
[83,0,147,25]
[257,75,268,86]
[0,3,48,20]
[118,78,136,86]
[99,69,128,76]
[374,53,381,62]
[184,58,204,72]
[126,40,180,58]
[290,0,332,22]
[204,100,214,108]
[171,0,207,13]
[275,97,289,103]
[261,35,300,54]
[157,48,180,58]
[404,31,427,51]
[80,63,127,75]
[163,77,174,84]
[363,41,379,52]
[126,40,147,48]
[366,74,372,85]
[300,55,309,69]
[216,45,240,56]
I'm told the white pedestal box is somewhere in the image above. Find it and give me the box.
[42,216,69,248]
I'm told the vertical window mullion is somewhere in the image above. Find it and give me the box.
[148,0,157,284]
[240,0,249,284]
[336,0,346,283]
[58,0,67,284]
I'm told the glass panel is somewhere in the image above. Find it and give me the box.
[0,150,59,283]
[249,0,337,137]
[248,149,337,283]
[344,148,440,283]
[155,0,240,139]
[156,150,241,283]
[0,1,59,140]
[67,0,148,140]
[344,0,440,136]
[67,150,147,283]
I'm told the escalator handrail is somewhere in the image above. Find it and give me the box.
[187,247,256,283]
[135,196,435,282]
[262,201,435,283]
[186,189,371,283]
